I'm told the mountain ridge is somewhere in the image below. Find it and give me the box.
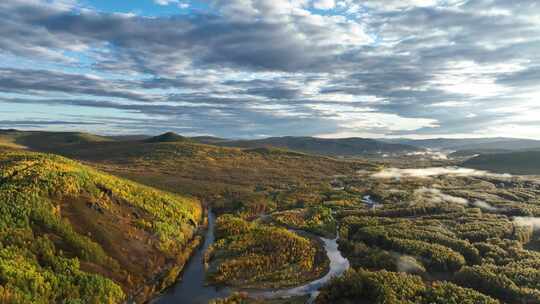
[463,150,540,175]
[200,136,423,156]
[381,137,540,151]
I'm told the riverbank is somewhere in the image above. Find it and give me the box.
[153,211,350,304]
[128,210,209,303]
[153,210,231,304]
[247,233,350,302]
[204,214,330,289]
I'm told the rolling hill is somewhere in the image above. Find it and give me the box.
[0,129,112,151]
[463,150,540,175]
[145,132,190,143]
[449,148,513,158]
[1,129,421,157]
[0,150,202,303]
[384,137,540,152]
[190,136,228,145]
[208,136,422,156]
[4,129,540,304]
[0,130,374,215]
[0,130,378,302]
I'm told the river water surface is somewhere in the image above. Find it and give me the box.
[155,212,230,304]
[249,234,350,302]
[155,212,350,304]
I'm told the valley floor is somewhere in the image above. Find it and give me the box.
[2,130,540,304]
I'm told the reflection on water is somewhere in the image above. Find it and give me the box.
[154,211,230,304]
[362,195,380,209]
[155,211,350,304]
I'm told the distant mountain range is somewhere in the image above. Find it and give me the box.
[3,129,540,161]
[194,136,423,156]
[449,149,512,158]
[375,137,540,175]
[381,137,540,152]
[463,151,540,175]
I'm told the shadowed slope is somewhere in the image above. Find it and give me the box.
[216,136,422,156]
[145,132,190,143]
[463,151,540,175]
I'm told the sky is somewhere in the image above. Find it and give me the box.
[0,0,539,139]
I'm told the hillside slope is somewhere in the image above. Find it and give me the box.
[449,148,512,158]
[385,137,540,151]
[0,151,202,303]
[0,129,112,150]
[463,151,540,175]
[145,132,190,143]
[12,135,374,214]
[213,136,421,156]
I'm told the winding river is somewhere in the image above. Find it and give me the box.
[154,212,350,304]
[154,212,230,304]
[248,234,350,303]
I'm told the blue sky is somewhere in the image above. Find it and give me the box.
[1,0,539,138]
[80,0,204,16]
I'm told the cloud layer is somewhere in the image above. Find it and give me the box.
[1,0,539,137]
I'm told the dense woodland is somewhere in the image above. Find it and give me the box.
[464,151,540,175]
[316,268,500,304]
[328,171,540,304]
[2,130,540,303]
[0,150,201,303]
[271,206,336,237]
[204,215,328,288]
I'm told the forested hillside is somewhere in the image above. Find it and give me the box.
[210,136,422,156]
[2,131,374,215]
[4,129,540,304]
[0,151,202,303]
[384,138,540,152]
[463,151,540,175]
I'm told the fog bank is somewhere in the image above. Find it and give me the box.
[371,167,511,179]
[514,217,540,230]
[415,187,468,205]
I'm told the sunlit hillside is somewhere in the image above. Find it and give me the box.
[3,131,374,215]
[0,151,202,303]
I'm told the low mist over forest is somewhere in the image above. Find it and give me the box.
[1,0,540,303]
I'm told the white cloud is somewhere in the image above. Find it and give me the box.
[431,61,525,99]
[361,0,439,10]
[155,0,189,7]
[429,101,469,108]
[154,0,177,5]
[309,103,439,136]
[2,0,540,138]
[313,0,335,10]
